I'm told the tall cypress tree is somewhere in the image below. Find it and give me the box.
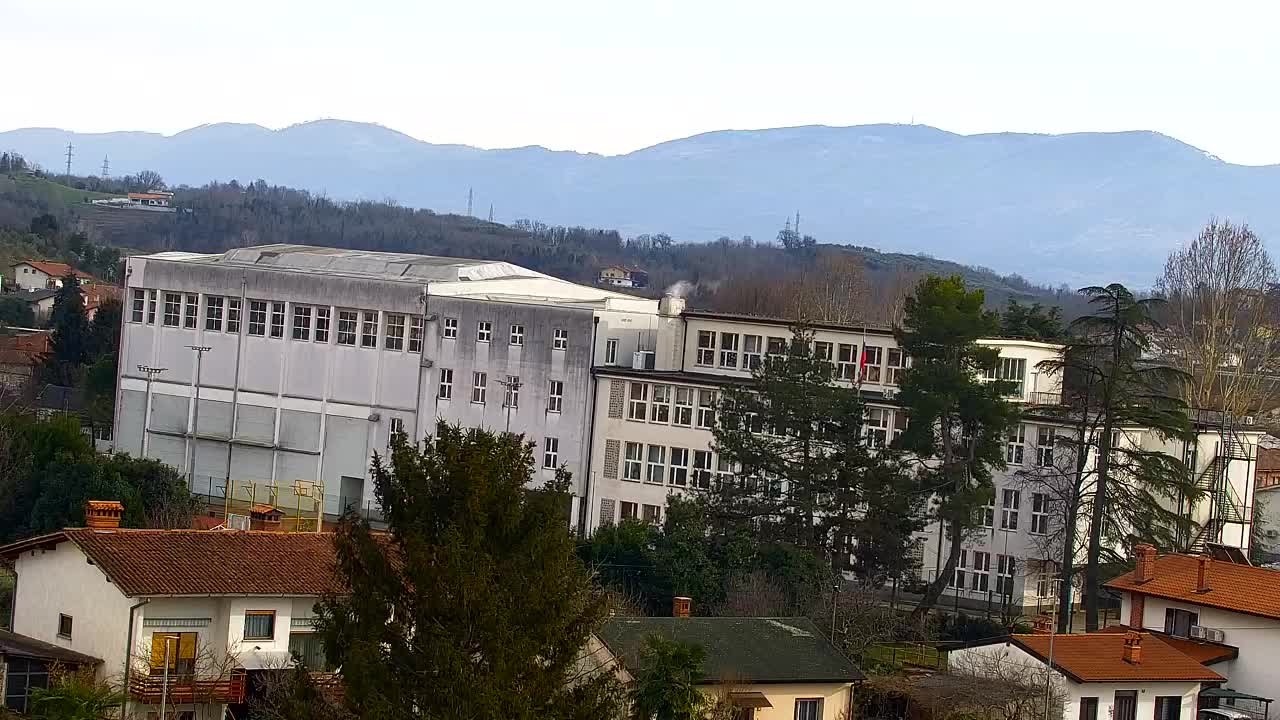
[40,273,90,386]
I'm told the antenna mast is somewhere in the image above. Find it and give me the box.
[101,156,109,179]
[64,142,74,179]
[467,187,473,217]
[487,203,493,223]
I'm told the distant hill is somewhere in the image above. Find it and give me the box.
[4,120,1278,284]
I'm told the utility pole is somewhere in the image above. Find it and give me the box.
[137,365,168,457]
[498,376,522,432]
[186,346,212,486]
[64,142,74,180]
[101,155,109,179]
[467,187,473,217]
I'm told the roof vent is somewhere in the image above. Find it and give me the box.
[84,500,124,529]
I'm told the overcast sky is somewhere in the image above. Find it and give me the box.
[4,0,1278,164]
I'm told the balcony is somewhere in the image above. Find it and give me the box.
[1027,391,1063,406]
[128,671,247,704]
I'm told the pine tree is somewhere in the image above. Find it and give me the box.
[314,424,624,720]
[40,273,89,386]
[630,636,709,720]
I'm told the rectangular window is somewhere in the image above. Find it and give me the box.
[696,390,717,429]
[715,455,735,488]
[669,447,689,487]
[1079,698,1098,720]
[442,317,458,339]
[180,294,196,329]
[605,338,619,365]
[315,307,331,343]
[623,442,643,482]
[408,316,423,352]
[628,383,649,421]
[472,372,487,404]
[385,314,405,350]
[742,335,763,369]
[147,289,157,324]
[553,328,568,350]
[692,450,713,490]
[270,302,285,338]
[543,437,559,469]
[289,633,329,672]
[1007,425,1026,465]
[477,320,492,342]
[696,330,716,366]
[646,445,666,484]
[1154,697,1181,720]
[509,324,524,346]
[1031,493,1050,535]
[642,504,662,525]
[814,341,833,363]
[438,368,453,399]
[292,305,312,341]
[163,292,181,326]
[673,387,694,427]
[504,375,520,408]
[1164,608,1198,638]
[650,384,672,423]
[985,357,1028,395]
[548,380,564,412]
[57,614,73,639]
[866,407,889,448]
[1037,427,1056,467]
[205,296,224,331]
[149,631,197,676]
[767,336,788,357]
[837,343,857,381]
[1114,692,1137,720]
[243,611,275,641]
[620,501,638,520]
[795,699,822,720]
[971,551,990,592]
[361,311,378,347]
[996,554,1016,595]
[1001,488,1020,530]
[389,417,405,444]
[979,499,995,528]
[862,345,883,382]
[337,310,357,345]
[887,347,907,385]
[951,550,968,588]
[131,289,145,322]
[248,300,267,336]
[893,411,908,441]
[226,298,241,333]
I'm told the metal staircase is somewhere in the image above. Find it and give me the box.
[1186,409,1254,555]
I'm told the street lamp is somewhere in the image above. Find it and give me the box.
[498,376,522,433]
[136,365,167,458]
[185,346,211,485]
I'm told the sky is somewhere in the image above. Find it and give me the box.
[3,0,1280,164]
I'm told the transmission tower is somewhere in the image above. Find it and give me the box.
[467,187,473,217]
[487,204,493,223]
[101,156,109,179]
[64,142,74,179]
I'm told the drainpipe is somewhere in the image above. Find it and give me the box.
[578,316,602,537]
[122,599,149,713]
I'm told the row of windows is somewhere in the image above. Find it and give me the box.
[948,550,1019,595]
[693,330,908,383]
[1006,424,1059,468]
[1078,694,1183,720]
[620,441,733,489]
[436,369,565,412]
[440,317,570,351]
[977,487,1052,534]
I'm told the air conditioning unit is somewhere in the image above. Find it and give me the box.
[1190,625,1226,643]
[632,351,656,370]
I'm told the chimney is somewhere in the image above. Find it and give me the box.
[1134,544,1156,583]
[1122,632,1143,664]
[1197,556,1212,593]
[658,294,687,318]
[84,500,123,529]
[672,596,691,618]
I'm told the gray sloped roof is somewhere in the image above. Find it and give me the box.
[597,616,863,684]
[0,628,101,665]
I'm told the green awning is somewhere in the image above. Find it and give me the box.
[1203,688,1273,703]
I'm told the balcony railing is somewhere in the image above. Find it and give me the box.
[1027,391,1063,406]
[128,671,247,704]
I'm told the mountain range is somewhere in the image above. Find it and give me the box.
[3,119,1278,285]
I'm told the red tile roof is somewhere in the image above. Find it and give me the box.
[1093,625,1237,665]
[15,260,95,280]
[1105,553,1280,621]
[0,528,339,597]
[1006,633,1223,683]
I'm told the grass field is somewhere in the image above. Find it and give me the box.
[11,173,117,206]
[865,643,948,670]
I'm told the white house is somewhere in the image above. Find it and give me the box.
[9,260,95,291]
[950,631,1223,720]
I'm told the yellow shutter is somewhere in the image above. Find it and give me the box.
[178,632,197,660]
[149,633,170,669]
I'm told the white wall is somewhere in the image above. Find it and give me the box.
[12,264,52,291]
[714,682,852,720]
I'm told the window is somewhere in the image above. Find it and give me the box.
[1164,608,1198,638]
[149,632,197,676]
[248,300,267,336]
[226,298,241,333]
[472,372,487,404]
[503,375,520,408]
[646,445,666,484]
[979,499,995,528]
[650,385,672,423]
[553,328,568,350]
[477,320,492,342]
[692,450,713,490]
[509,324,524,346]
[442,316,458,339]
[996,555,1016,595]
[862,345,883,382]
[620,501,638,520]
[1036,427,1056,467]
[1031,493,1050,535]
[389,417,405,444]
[147,289,157,324]
[131,289,145,322]
[623,442,643,482]
[243,611,275,640]
[1036,567,1059,599]
[866,408,889,448]
[1079,698,1098,720]
[385,314,405,350]
[4,656,50,713]
[605,338,619,365]
[271,302,285,338]
[951,550,968,588]
[183,294,198,328]
[837,343,857,380]
[337,310,358,345]
[1007,425,1026,465]
[716,455,736,488]
[205,296,224,331]
[289,633,329,672]
[742,335,763,369]
[361,311,378,347]
[696,389,716,429]
[548,380,563,412]
[642,504,662,525]
[1000,488,1020,530]
[669,447,689,487]
[408,316,423,352]
[315,307,331,343]
[1154,697,1181,720]
[795,699,822,720]
[814,341,834,364]
[543,437,559,469]
[292,305,312,340]
[57,614,72,639]
[985,357,1027,395]
[971,551,990,591]
[696,330,716,366]
[1114,692,1137,720]
[767,336,788,357]
[163,292,181,326]
[438,368,453,399]
[887,348,907,385]
[673,387,694,426]
[893,411,908,441]
[628,383,649,421]
[717,332,739,368]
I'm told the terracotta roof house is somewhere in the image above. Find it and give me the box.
[0,514,338,719]
[1105,544,1280,708]
[9,260,95,291]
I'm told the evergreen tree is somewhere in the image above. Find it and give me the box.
[1000,299,1064,341]
[40,273,90,386]
[314,424,624,720]
[630,636,709,720]
[0,296,35,328]
[897,276,1020,623]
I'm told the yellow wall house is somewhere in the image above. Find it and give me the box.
[592,609,864,720]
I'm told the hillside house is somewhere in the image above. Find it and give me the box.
[9,260,95,291]
[598,265,649,289]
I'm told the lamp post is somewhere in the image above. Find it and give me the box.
[136,365,167,458]
[159,635,174,720]
[1042,570,1062,720]
[185,346,211,486]
[498,376,522,433]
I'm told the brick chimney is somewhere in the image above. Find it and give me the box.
[1122,632,1143,664]
[1133,544,1156,583]
[1197,556,1212,593]
[672,596,691,618]
[84,500,123,528]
